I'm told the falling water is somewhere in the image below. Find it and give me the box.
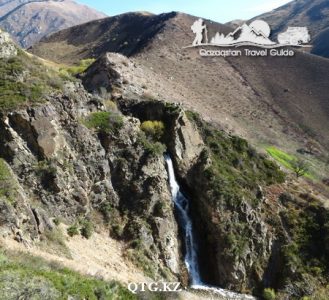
[164,154,201,285]
[165,154,256,299]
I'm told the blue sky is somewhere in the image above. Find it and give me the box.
[77,0,291,23]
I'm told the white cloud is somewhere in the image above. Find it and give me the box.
[247,0,291,14]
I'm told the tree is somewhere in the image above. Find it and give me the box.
[291,158,309,178]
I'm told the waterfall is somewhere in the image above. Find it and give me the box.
[164,154,201,285]
[164,154,256,300]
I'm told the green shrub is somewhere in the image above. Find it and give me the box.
[188,114,285,209]
[67,225,79,237]
[80,220,94,239]
[59,58,95,76]
[263,288,276,300]
[0,50,66,111]
[138,133,166,156]
[140,120,165,140]
[84,111,124,134]
[53,218,60,226]
[34,160,57,178]
[125,244,157,279]
[103,99,118,111]
[0,159,16,204]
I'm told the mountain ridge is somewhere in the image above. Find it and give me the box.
[0,0,106,48]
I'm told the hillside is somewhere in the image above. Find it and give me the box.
[0,0,106,48]
[251,0,329,58]
[30,12,329,161]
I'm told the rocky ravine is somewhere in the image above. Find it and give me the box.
[1,32,329,300]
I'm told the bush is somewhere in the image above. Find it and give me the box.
[80,220,94,239]
[0,159,16,203]
[67,225,79,237]
[140,120,165,140]
[263,288,276,300]
[34,160,57,178]
[84,111,123,134]
[103,99,118,111]
[0,50,66,111]
[291,158,309,178]
[138,133,166,156]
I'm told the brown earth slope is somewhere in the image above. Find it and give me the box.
[251,0,329,58]
[30,12,329,156]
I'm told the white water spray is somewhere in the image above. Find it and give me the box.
[164,154,201,285]
[165,154,256,299]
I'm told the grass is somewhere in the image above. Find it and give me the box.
[138,133,166,156]
[0,158,17,204]
[59,59,95,77]
[279,192,329,292]
[138,120,166,156]
[266,146,295,170]
[186,111,286,280]
[0,249,137,300]
[188,112,286,208]
[266,146,315,179]
[0,49,67,111]
[83,111,124,134]
[38,229,71,259]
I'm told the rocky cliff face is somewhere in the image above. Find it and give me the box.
[0,29,17,58]
[170,112,329,298]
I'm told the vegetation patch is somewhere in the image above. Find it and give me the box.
[138,120,166,156]
[67,224,79,237]
[138,133,166,156]
[39,228,71,258]
[188,112,285,209]
[80,220,94,239]
[67,219,94,239]
[266,146,313,179]
[140,120,165,140]
[0,50,67,111]
[0,159,17,204]
[263,288,276,300]
[0,250,136,300]
[279,193,329,282]
[83,111,124,134]
[126,240,158,280]
[266,146,295,170]
[59,58,95,77]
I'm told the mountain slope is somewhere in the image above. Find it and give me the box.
[30,11,329,159]
[251,0,329,57]
[0,0,106,48]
